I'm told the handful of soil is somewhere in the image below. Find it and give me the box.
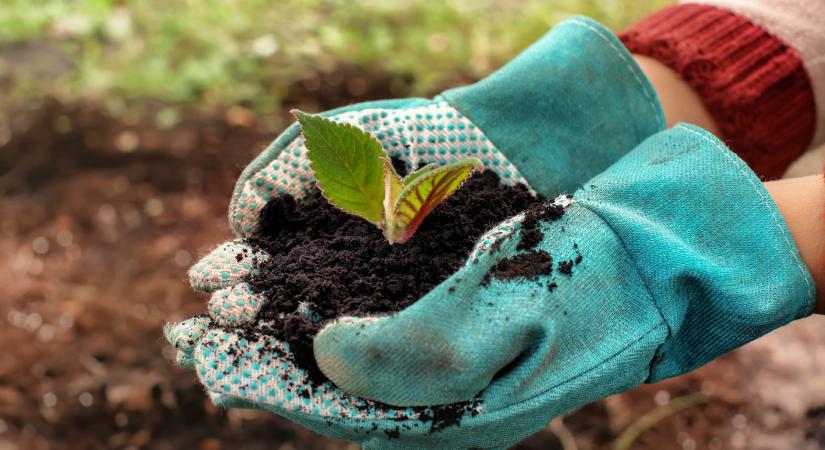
[244,168,546,381]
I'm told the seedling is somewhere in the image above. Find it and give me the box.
[292,110,483,244]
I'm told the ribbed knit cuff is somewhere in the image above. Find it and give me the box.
[620,4,816,179]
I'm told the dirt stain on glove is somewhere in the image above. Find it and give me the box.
[483,199,576,287]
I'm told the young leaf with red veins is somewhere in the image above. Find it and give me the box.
[293,111,484,244]
[381,158,404,219]
[291,110,386,224]
[385,158,483,244]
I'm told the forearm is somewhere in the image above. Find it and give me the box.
[766,176,825,314]
[632,55,719,136]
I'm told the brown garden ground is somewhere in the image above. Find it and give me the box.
[4,101,825,450]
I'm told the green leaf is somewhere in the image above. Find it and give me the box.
[385,157,483,244]
[292,110,387,224]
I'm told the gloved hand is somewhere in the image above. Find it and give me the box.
[313,124,815,448]
[165,16,665,448]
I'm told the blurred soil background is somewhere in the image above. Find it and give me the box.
[3,1,825,449]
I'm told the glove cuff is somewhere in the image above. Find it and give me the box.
[578,124,815,381]
[620,4,816,179]
[442,17,665,197]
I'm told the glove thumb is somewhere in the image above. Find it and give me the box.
[313,265,552,406]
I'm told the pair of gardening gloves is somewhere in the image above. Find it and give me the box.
[165,17,815,449]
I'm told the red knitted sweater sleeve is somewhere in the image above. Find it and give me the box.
[620,3,816,179]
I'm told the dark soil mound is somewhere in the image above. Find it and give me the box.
[245,170,545,378]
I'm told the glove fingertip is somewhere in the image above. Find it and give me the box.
[229,186,267,238]
[164,316,211,368]
[189,241,269,292]
[229,135,313,237]
[208,282,266,326]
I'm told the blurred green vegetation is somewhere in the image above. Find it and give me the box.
[0,0,670,128]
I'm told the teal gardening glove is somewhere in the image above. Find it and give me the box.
[314,124,815,449]
[164,17,679,448]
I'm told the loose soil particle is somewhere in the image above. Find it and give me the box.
[558,260,575,275]
[486,198,573,286]
[483,250,553,286]
[516,199,566,251]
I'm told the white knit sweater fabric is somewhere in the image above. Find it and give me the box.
[682,0,825,149]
